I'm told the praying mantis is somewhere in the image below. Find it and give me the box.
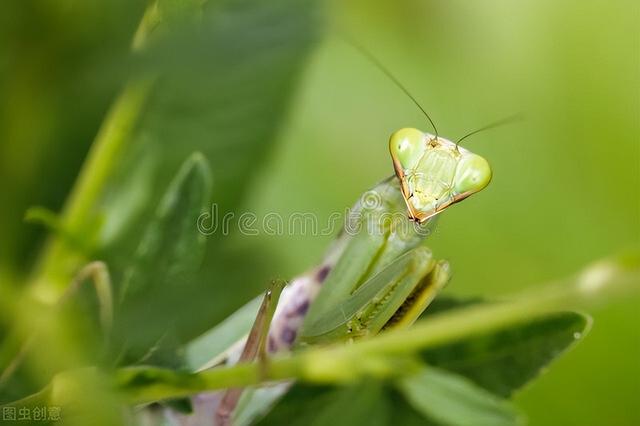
[189,128,493,425]
[171,45,497,424]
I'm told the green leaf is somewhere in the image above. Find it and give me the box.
[242,381,430,426]
[119,153,211,298]
[254,380,443,426]
[100,0,321,343]
[184,295,262,370]
[256,368,520,426]
[397,367,523,426]
[114,153,212,361]
[233,385,291,426]
[422,311,591,397]
[422,296,483,316]
[255,382,390,426]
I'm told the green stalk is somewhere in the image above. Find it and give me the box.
[28,4,162,302]
[4,73,153,385]
[29,80,153,301]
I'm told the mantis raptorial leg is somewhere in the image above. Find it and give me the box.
[215,280,286,426]
[300,247,435,344]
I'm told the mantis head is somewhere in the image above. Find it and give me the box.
[389,127,492,223]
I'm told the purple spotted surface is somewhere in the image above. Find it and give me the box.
[267,264,328,351]
[266,233,347,352]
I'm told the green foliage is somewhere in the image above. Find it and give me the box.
[185,296,263,370]
[256,382,395,426]
[0,0,320,412]
[114,153,212,362]
[252,302,591,426]
[398,367,521,426]
[102,254,633,421]
[423,311,590,397]
[96,0,321,342]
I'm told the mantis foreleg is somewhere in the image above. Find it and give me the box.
[215,280,285,426]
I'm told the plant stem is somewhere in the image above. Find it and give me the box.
[27,4,161,302]
[29,80,153,300]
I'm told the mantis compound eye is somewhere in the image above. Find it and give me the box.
[453,153,492,195]
[388,128,426,169]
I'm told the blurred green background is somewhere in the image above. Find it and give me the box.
[1,0,638,425]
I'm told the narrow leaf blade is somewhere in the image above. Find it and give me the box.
[115,153,212,362]
[397,367,522,426]
[422,310,591,397]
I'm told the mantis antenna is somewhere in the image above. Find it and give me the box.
[455,114,523,149]
[344,38,439,139]
[340,35,519,146]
